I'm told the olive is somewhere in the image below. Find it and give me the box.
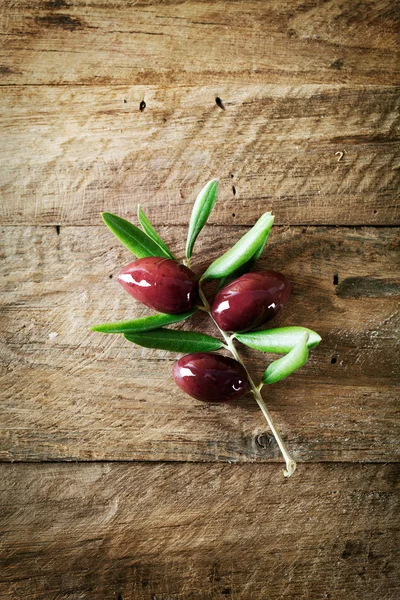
[173,352,248,402]
[211,271,291,332]
[118,257,198,314]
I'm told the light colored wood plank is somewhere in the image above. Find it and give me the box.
[0,0,399,86]
[1,84,399,226]
[0,462,399,599]
[1,225,398,462]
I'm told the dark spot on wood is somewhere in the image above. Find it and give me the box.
[256,433,274,449]
[358,569,366,579]
[117,594,123,600]
[123,99,127,104]
[35,14,84,31]
[333,273,339,285]
[221,588,232,595]
[109,274,113,279]
[287,28,297,37]
[46,0,68,8]
[0,65,13,75]
[232,185,236,195]
[215,97,225,110]
[331,357,337,365]
[381,464,400,486]
[336,277,399,299]
[232,213,235,217]
[332,132,392,145]
[230,173,234,179]
[140,100,146,112]
[208,563,222,583]
[374,209,377,214]
[331,59,344,70]
[55,225,60,236]
[342,540,364,559]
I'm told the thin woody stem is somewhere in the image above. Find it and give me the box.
[198,282,296,477]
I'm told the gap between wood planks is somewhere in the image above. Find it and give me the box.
[1,459,397,465]
[3,224,399,229]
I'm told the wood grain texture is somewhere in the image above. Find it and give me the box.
[0,462,399,600]
[1,224,398,462]
[1,84,399,226]
[0,0,399,86]
[1,1,399,597]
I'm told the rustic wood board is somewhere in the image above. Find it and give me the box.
[1,84,399,227]
[1,224,398,462]
[0,462,399,600]
[1,0,399,597]
[1,0,399,86]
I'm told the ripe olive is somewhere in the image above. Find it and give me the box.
[211,271,291,332]
[173,352,248,402]
[118,257,198,314]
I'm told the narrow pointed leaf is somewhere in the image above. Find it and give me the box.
[124,328,223,353]
[252,226,271,261]
[202,212,274,280]
[102,212,166,258]
[262,333,309,384]
[137,205,177,260]
[216,226,272,290]
[236,327,322,354]
[186,179,219,260]
[91,310,195,334]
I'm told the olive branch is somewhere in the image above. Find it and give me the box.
[91,179,321,477]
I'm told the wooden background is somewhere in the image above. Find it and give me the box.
[1,1,399,598]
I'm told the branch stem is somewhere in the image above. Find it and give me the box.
[198,281,296,477]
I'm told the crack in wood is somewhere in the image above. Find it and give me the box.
[336,277,400,298]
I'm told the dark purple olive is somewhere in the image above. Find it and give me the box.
[173,352,248,402]
[211,271,291,332]
[118,257,198,314]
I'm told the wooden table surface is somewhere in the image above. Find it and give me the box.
[1,1,399,598]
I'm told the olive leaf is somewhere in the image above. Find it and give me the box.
[236,326,322,354]
[186,179,219,260]
[201,212,274,280]
[262,333,309,384]
[137,205,177,260]
[102,212,167,258]
[91,310,196,334]
[124,328,223,353]
[216,226,272,290]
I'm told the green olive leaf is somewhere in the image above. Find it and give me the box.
[262,333,309,384]
[91,310,196,334]
[102,212,167,258]
[252,227,271,261]
[216,226,272,290]
[236,326,322,354]
[201,212,274,280]
[186,179,219,260]
[124,328,223,353]
[137,205,177,260]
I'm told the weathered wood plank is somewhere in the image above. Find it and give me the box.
[1,84,399,226]
[1,225,398,462]
[0,462,399,599]
[0,0,399,86]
